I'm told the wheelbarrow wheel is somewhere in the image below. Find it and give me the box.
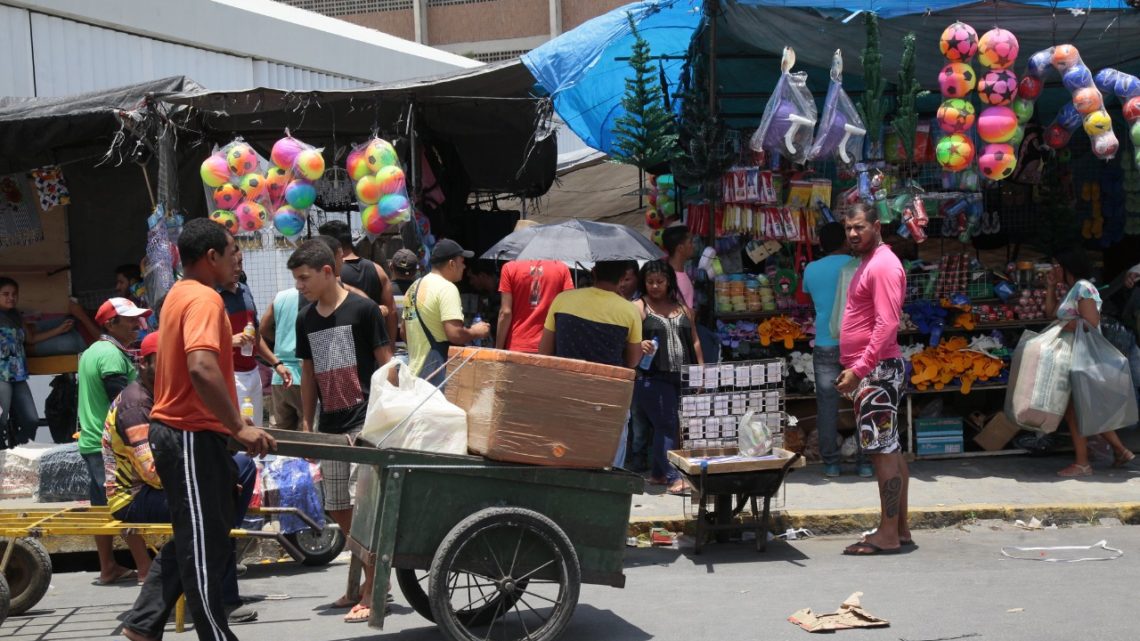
[397,568,530,625]
[0,573,9,626]
[1,538,51,616]
[428,507,580,641]
[282,521,346,567]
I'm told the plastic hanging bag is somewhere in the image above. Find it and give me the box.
[199,138,273,236]
[267,133,325,239]
[750,48,817,164]
[829,257,861,338]
[360,360,468,454]
[737,411,773,457]
[809,50,866,164]
[1003,322,1071,433]
[1070,320,1138,435]
[346,137,413,239]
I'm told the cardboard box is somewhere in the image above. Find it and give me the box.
[917,436,964,456]
[973,412,1022,451]
[445,347,634,468]
[915,417,964,456]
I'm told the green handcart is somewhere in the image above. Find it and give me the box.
[268,428,642,641]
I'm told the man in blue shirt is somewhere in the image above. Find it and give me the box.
[802,223,870,478]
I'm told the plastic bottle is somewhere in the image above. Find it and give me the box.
[241,321,255,357]
[240,396,255,422]
[638,337,659,370]
[471,314,484,347]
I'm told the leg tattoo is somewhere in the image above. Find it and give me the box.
[882,477,902,518]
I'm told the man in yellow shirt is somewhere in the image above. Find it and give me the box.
[539,260,643,369]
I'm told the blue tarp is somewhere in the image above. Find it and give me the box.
[523,0,1139,155]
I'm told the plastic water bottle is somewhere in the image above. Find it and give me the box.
[471,315,484,347]
[638,337,659,370]
[241,321,255,357]
[241,396,255,423]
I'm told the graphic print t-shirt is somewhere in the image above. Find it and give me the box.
[295,293,388,434]
[0,309,27,382]
[498,260,574,353]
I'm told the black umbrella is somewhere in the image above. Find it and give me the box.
[481,220,665,264]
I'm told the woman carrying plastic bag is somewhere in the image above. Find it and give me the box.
[1046,248,1136,477]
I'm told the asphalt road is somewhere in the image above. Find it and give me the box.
[5,522,1137,641]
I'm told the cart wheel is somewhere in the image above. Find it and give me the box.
[398,568,530,626]
[0,573,9,627]
[282,523,346,567]
[428,507,580,641]
[1,538,51,616]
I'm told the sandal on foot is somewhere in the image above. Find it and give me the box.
[345,604,371,623]
[1057,463,1092,477]
[647,477,669,486]
[93,568,138,586]
[666,481,688,495]
[843,541,901,556]
[1113,451,1136,468]
[327,596,357,610]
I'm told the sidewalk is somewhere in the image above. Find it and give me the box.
[630,448,1140,535]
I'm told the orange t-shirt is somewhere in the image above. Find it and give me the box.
[150,279,237,433]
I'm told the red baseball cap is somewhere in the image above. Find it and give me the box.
[139,332,160,358]
[95,297,153,326]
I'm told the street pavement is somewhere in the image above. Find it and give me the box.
[5,521,1139,641]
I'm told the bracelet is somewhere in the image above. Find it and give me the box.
[272,361,284,369]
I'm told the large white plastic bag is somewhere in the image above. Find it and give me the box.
[737,411,773,457]
[1070,321,1138,436]
[1004,323,1071,433]
[361,360,468,454]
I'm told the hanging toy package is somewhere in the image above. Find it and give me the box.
[750,47,817,165]
[346,137,413,239]
[200,138,273,236]
[266,134,325,239]
[809,50,866,164]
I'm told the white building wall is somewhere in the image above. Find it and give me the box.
[0,4,35,95]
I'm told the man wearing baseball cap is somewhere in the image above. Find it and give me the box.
[389,248,419,295]
[402,239,490,386]
[77,297,153,585]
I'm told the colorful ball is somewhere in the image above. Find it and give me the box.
[1027,50,1053,78]
[1008,126,1026,147]
[293,149,325,181]
[284,180,316,209]
[208,209,238,232]
[346,148,370,181]
[227,143,259,177]
[200,154,230,188]
[1072,87,1103,115]
[271,137,306,171]
[977,69,1018,106]
[360,205,388,235]
[939,62,977,98]
[364,139,398,172]
[1018,75,1044,100]
[1125,96,1140,122]
[936,133,976,172]
[235,203,266,233]
[1093,131,1119,159]
[977,28,1019,69]
[1062,64,1093,93]
[1095,68,1122,95]
[977,106,1018,143]
[355,175,382,204]
[374,165,406,195]
[937,99,976,133]
[660,200,676,218]
[1011,98,1034,124]
[1057,102,1083,131]
[652,228,665,248]
[273,206,305,237]
[378,194,409,220]
[212,183,243,209]
[265,167,290,204]
[645,208,663,229]
[239,173,266,201]
[978,143,1017,180]
[1117,73,1140,99]
[1083,110,1113,136]
[939,22,978,62]
[1044,123,1072,149]
[1051,45,1080,72]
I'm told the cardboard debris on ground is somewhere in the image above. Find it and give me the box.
[788,592,890,633]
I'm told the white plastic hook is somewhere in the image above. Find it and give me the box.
[837,123,867,163]
[784,114,814,154]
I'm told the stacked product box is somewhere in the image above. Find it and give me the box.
[678,359,786,449]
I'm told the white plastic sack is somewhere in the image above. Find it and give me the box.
[361,360,468,454]
[1071,321,1139,436]
[1004,323,1071,433]
[738,411,773,457]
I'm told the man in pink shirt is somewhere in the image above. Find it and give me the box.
[663,226,695,309]
[835,204,909,556]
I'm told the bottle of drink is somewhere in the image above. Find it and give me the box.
[240,396,255,423]
[471,314,484,347]
[241,321,255,357]
[638,337,659,371]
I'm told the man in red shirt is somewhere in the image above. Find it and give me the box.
[122,218,275,641]
[496,259,573,352]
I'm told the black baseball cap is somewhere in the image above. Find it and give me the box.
[391,248,419,272]
[431,239,474,263]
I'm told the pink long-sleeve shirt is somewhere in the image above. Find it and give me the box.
[840,244,905,378]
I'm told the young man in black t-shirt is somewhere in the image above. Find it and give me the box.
[289,239,392,623]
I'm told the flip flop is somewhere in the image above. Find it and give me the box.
[93,568,138,586]
[327,595,357,610]
[345,604,371,623]
[843,541,901,556]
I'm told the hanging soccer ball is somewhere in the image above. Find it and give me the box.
[978,143,1017,180]
[646,207,664,229]
[227,144,259,176]
[936,133,976,172]
[977,28,1019,70]
[209,209,238,232]
[1083,110,1113,136]
[212,184,243,209]
[977,69,1018,106]
[940,22,979,62]
[1072,87,1104,115]
[937,98,976,134]
[939,62,977,98]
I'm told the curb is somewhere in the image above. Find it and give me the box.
[627,502,1140,537]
